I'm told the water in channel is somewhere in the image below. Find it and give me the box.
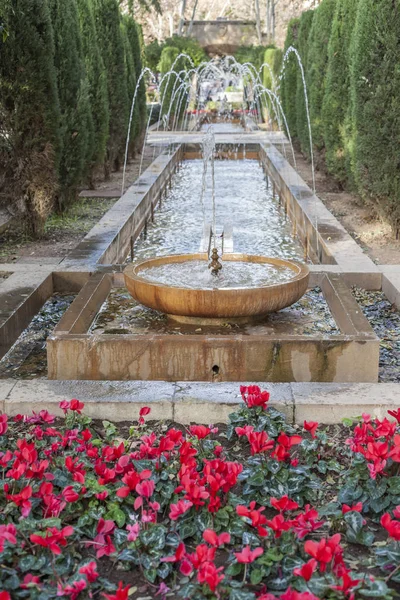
[129,159,304,266]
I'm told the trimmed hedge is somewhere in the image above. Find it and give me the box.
[322,0,359,185]
[234,45,267,72]
[49,0,92,207]
[77,0,109,184]
[295,10,314,155]
[91,0,129,174]
[262,48,282,124]
[0,0,146,233]
[0,0,61,235]
[281,0,400,233]
[351,0,400,233]
[158,47,190,121]
[280,18,300,139]
[306,0,336,151]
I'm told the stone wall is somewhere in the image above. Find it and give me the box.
[134,0,321,49]
[181,20,261,54]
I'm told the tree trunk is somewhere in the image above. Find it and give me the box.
[271,0,277,42]
[187,0,199,36]
[254,0,262,44]
[177,0,187,35]
[266,0,272,39]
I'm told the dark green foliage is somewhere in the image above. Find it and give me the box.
[0,0,61,235]
[49,0,92,207]
[262,48,282,125]
[295,10,314,155]
[306,0,336,151]
[158,47,189,122]
[91,0,129,173]
[125,18,147,151]
[121,17,138,158]
[350,0,400,233]
[234,45,268,72]
[280,18,300,139]
[145,39,163,72]
[322,0,358,184]
[77,0,109,181]
[163,35,207,68]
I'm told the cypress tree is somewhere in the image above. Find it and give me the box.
[280,18,300,140]
[306,0,336,151]
[124,17,147,153]
[322,0,359,185]
[76,0,109,184]
[350,0,400,234]
[295,10,314,156]
[262,48,282,126]
[121,16,138,158]
[0,0,61,235]
[49,0,91,208]
[91,0,129,174]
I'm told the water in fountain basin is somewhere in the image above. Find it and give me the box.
[139,260,295,290]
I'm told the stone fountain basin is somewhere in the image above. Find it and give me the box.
[124,253,310,322]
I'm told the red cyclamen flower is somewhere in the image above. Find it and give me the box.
[293,558,318,581]
[169,499,193,520]
[79,561,99,583]
[270,495,299,512]
[0,414,8,435]
[102,582,131,600]
[234,545,263,563]
[203,529,230,547]
[303,421,318,438]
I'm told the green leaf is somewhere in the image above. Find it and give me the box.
[388,476,400,495]
[144,568,157,583]
[226,562,243,576]
[338,484,363,504]
[157,562,171,579]
[360,579,392,598]
[229,590,256,600]
[19,555,36,572]
[267,460,281,474]
[344,510,363,534]
[250,568,263,585]
[179,520,197,540]
[248,470,265,487]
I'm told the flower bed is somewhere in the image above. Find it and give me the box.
[0,388,399,599]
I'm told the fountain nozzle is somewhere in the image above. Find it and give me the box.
[209,247,222,276]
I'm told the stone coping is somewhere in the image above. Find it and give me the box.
[0,379,397,424]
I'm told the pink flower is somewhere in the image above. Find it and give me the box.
[57,580,87,600]
[79,561,99,583]
[169,499,193,520]
[20,574,41,589]
[126,523,140,542]
[0,414,8,435]
[202,529,230,547]
[62,486,80,503]
[234,545,264,563]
